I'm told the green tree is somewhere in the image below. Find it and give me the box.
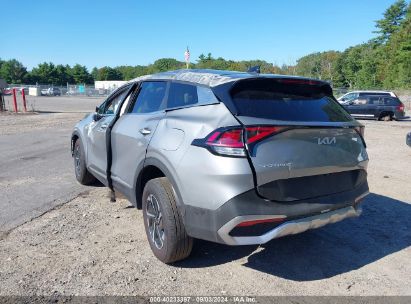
[91,67,98,80]
[70,64,93,84]
[295,51,341,82]
[114,65,149,80]
[30,62,59,84]
[374,0,407,44]
[382,1,411,88]
[95,66,122,80]
[55,65,74,85]
[0,59,27,84]
[151,58,184,72]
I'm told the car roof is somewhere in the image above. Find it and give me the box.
[359,94,395,98]
[346,90,394,94]
[127,69,329,88]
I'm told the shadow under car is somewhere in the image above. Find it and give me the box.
[176,193,411,281]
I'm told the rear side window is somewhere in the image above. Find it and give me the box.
[382,97,401,106]
[130,81,167,114]
[231,79,353,122]
[366,97,381,105]
[167,82,219,109]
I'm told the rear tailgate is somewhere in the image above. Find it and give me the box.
[229,78,368,201]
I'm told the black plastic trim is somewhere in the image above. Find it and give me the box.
[183,180,369,243]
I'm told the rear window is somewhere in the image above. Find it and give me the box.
[231,79,353,122]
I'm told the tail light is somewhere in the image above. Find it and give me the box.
[355,126,365,138]
[354,126,366,148]
[397,104,405,112]
[205,128,245,156]
[192,126,286,157]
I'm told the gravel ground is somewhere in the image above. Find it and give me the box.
[0,105,410,296]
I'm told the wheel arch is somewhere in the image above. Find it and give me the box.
[71,131,81,156]
[378,111,394,120]
[135,158,185,217]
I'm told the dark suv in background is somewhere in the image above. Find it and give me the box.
[343,95,405,121]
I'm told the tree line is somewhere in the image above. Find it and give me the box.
[0,0,409,89]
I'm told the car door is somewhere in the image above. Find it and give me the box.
[110,81,168,194]
[345,98,366,118]
[86,85,133,180]
[361,96,380,118]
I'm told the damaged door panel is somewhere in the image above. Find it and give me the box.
[86,85,132,181]
[110,81,168,195]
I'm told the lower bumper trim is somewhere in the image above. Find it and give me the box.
[217,206,361,245]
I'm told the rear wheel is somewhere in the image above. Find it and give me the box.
[73,139,96,185]
[379,112,393,121]
[142,177,193,263]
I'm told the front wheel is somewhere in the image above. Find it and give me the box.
[73,139,96,185]
[142,177,193,263]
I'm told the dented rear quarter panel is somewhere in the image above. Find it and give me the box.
[147,103,255,210]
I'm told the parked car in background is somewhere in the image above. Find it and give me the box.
[71,69,369,263]
[41,87,61,96]
[338,91,398,104]
[343,95,405,121]
[2,88,13,95]
[2,87,28,95]
[407,132,411,147]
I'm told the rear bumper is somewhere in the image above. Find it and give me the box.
[394,110,405,120]
[184,181,369,245]
[218,205,361,245]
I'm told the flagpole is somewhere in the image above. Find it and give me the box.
[185,46,190,69]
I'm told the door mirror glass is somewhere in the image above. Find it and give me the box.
[92,113,102,121]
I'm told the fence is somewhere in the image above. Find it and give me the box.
[6,84,120,97]
[1,84,411,111]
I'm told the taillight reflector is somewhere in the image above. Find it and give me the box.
[206,129,243,148]
[246,126,284,144]
[236,218,285,227]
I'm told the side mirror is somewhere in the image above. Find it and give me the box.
[92,113,102,121]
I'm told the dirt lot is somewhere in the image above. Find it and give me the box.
[0,98,410,296]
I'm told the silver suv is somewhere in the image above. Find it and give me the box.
[71,70,369,263]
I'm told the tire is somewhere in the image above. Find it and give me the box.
[73,139,96,185]
[142,177,193,263]
[379,112,393,121]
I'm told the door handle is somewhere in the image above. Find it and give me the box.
[139,128,151,135]
[99,124,109,131]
